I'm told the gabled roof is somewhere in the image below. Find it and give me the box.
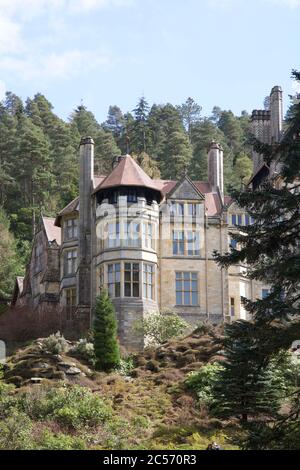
[93,155,162,196]
[42,217,61,245]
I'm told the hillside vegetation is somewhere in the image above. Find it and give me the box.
[0,327,240,450]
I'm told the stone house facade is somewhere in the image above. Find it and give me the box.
[13,86,283,349]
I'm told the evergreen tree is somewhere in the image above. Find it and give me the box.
[131,96,151,153]
[93,290,120,372]
[212,321,282,422]
[132,152,161,178]
[0,207,23,299]
[213,70,300,447]
[177,97,202,142]
[104,105,125,142]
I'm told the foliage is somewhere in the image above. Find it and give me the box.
[73,338,96,366]
[134,310,188,346]
[18,383,112,429]
[116,356,135,376]
[93,291,120,371]
[0,410,33,450]
[185,363,224,407]
[40,332,69,354]
[34,430,86,450]
[212,70,300,444]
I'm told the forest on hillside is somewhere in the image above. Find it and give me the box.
[0,92,253,298]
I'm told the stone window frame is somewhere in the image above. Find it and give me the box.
[106,261,156,300]
[103,219,156,251]
[64,248,77,276]
[143,263,155,300]
[172,229,200,256]
[65,287,76,320]
[64,217,78,241]
[175,271,198,306]
[108,263,121,298]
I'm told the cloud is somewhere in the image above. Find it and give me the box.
[0,0,133,18]
[265,0,300,7]
[0,50,114,82]
[0,15,23,54]
[0,80,6,100]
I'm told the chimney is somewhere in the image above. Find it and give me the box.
[250,109,271,174]
[208,141,224,200]
[77,136,94,310]
[270,86,283,143]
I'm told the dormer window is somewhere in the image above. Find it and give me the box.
[65,218,78,240]
[170,202,184,216]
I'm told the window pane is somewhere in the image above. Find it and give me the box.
[115,283,120,297]
[184,292,190,305]
[125,283,131,296]
[176,291,182,305]
[183,272,190,280]
[192,292,198,305]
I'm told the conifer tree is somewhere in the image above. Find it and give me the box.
[93,290,120,372]
[213,70,300,446]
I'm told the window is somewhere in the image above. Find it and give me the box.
[127,189,137,203]
[142,222,154,250]
[170,202,184,216]
[188,203,199,216]
[175,272,198,306]
[173,230,200,256]
[65,218,78,240]
[231,214,237,225]
[64,249,77,276]
[108,263,121,297]
[245,214,250,226]
[230,297,235,317]
[107,222,120,248]
[173,231,184,255]
[143,264,154,300]
[262,289,270,299]
[237,214,243,225]
[124,222,140,247]
[187,231,200,255]
[66,288,76,320]
[124,263,140,297]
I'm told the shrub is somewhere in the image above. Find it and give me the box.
[0,410,33,450]
[185,363,224,407]
[35,430,86,450]
[17,384,112,429]
[40,332,68,354]
[116,356,134,376]
[73,339,96,366]
[93,291,120,372]
[135,310,189,345]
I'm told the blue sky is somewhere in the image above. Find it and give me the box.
[0,0,299,123]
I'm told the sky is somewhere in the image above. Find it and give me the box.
[0,0,299,123]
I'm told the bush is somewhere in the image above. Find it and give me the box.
[17,384,112,429]
[116,356,134,376]
[35,430,86,450]
[0,410,33,450]
[41,332,68,354]
[135,310,189,345]
[185,363,224,407]
[73,338,96,366]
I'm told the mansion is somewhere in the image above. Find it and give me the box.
[12,86,283,349]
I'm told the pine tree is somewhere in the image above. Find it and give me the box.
[213,70,300,446]
[131,97,151,153]
[177,97,202,143]
[212,321,282,422]
[93,290,120,372]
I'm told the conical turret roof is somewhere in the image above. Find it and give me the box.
[93,155,162,196]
